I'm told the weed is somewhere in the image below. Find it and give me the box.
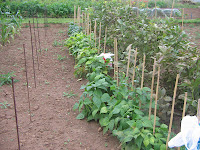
[57,55,66,61]
[45,80,50,85]
[53,40,62,47]
[0,72,18,86]
[44,48,48,51]
[0,101,10,109]
[189,24,195,28]
[195,32,200,40]
[63,91,77,98]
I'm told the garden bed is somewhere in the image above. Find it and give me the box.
[0,24,119,150]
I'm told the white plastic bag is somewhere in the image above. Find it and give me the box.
[168,116,200,150]
[98,53,114,67]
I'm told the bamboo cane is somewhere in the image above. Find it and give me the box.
[85,12,87,34]
[87,14,90,35]
[115,38,119,86]
[153,66,160,135]
[137,0,139,17]
[131,48,138,86]
[74,5,76,24]
[82,12,84,28]
[94,19,97,48]
[177,92,188,150]
[182,92,187,118]
[139,54,146,108]
[166,74,180,149]
[114,39,116,80]
[126,45,132,78]
[141,54,145,89]
[90,21,92,41]
[104,27,107,53]
[170,0,175,18]
[182,8,184,31]
[149,58,156,120]
[98,22,101,54]
[197,99,200,123]
[155,0,157,18]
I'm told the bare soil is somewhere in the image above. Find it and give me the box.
[0,24,119,150]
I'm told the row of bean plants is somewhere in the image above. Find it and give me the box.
[65,23,175,150]
[0,10,22,46]
[86,1,199,117]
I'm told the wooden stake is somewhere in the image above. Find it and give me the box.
[29,21,37,88]
[89,21,92,41]
[115,38,119,86]
[182,92,187,118]
[132,48,138,86]
[77,6,80,26]
[85,12,87,34]
[74,5,76,24]
[11,77,21,150]
[114,39,116,80]
[177,92,188,150]
[182,8,184,31]
[137,0,139,16]
[141,54,146,89]
[126,45,132,78]
[197,99,200,123]
[149,58,156,120]
[104,27,107,53]
[23,44,32,122]
[153,66,160,135]
[98,22,101,54]
[94,19,97,48]
[82,12,84,28]
[170,0,175,18]
[166,74,180,149]
[155,0,157,18]
[87,14,90,35]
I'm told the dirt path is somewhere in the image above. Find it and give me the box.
[0,24,119,150]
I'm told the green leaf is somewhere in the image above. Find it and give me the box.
[83,98,92,105]
[103,126,109,134]
[99,117,109,127]
[123,135,134,143]
[134,109,144,115]
[73,103,79,110]
[100,107,108,114]
[78,58,87,65]
[143,138,149,147]
[112,107,120,114]
[76,113,85,120]
[160,144,166,150]
[108,119,115,131]
[135,135,143,149]
[93,95,101,109]
[87,115,94,121]
[127,120,136,128]
[92,109,99,117]
[142,119,153,128]
[101,93,110,102]
[149,136,155,145]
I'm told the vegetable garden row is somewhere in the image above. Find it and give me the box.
[64,2,199,150]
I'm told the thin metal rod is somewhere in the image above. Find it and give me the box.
[36,16,41,54]
[23,44,32,122]
[29,21,37,88]
[11,77,21,150]
[33,17,40,71]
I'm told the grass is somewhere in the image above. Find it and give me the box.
[176,18,200,24]
[22,18,74,24]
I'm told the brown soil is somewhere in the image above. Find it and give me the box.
[182,8,200,19]
[0,24,119,150]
